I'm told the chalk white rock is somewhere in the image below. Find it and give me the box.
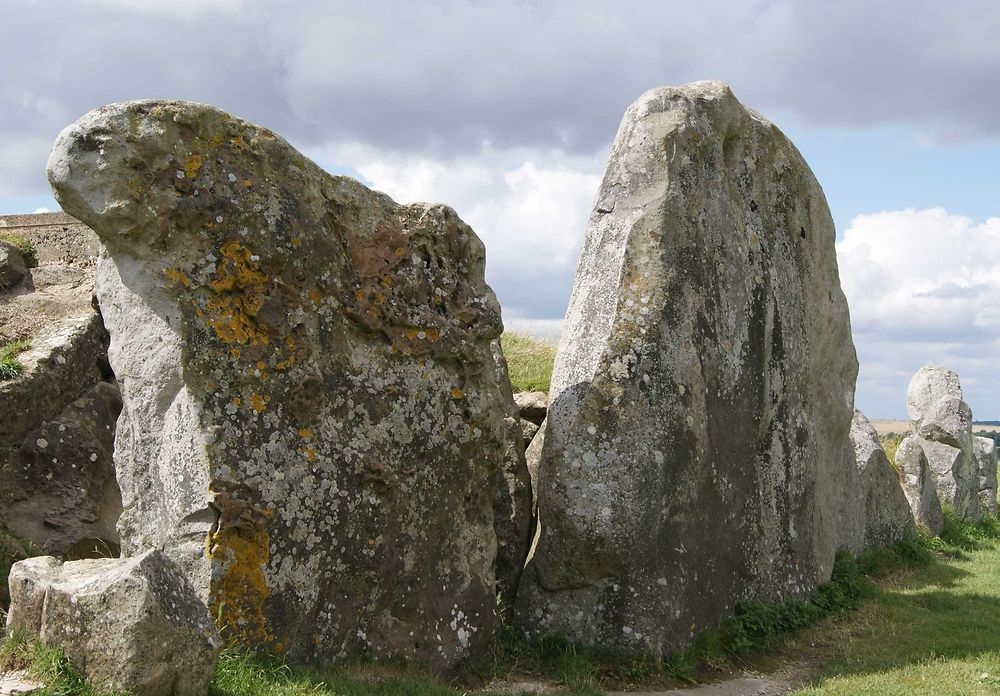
[895,436,944,535]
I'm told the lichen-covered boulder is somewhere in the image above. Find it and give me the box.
[895,435,944,536]
[5,550,219,696]
[974,436,998,515]
[47,100,525,667]
[905,365,980,520]
[515,81,859,655]
[841,411,914,553]
[0,241,27,288]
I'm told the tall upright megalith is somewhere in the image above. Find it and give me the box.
[47,100,528,668]
[515,82,859,655]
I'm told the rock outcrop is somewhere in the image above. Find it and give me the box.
[895,436,945,535]
[0,241,27,288]
[841,411,914,553]
[47,100,527,668]
[6,550,219,696]
[515,81,859,655]
[0,213,121,560]
[974,436,998,515]
[905,365,980,520]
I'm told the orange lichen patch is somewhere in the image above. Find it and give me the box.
[163,267,192,288]
[297,428,314,440]
[250,393,267,412]
[206,525,272,646]
[231,397,242,408]
[367,538,375,546]
[198,240,269,346]
[184,153,203,178]
[450,387,465,399]
[256,360,267,370]
[231,135,249,150]
[301,445,317,462]
[230,347,241,359]
[291,236,302,248]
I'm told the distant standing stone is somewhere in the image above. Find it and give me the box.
[516,81,859,655]
[47,100,526,668]
[842,411,914,553]
[974,436,998,514]
[895,435,945,536]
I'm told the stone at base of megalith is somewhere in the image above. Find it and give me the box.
[47,99,526,668]
[895,436,945,536]
[6,550,219,696]
[515,81,859,655]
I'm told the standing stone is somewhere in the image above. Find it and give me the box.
[905,365,980,520]
[895,436,945,535]
[515,82,859,655]
[974,436,998,515]
[47,100,525,668]
[841,411,914,553]
[6,550,218,696]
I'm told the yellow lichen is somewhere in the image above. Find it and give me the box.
[250,393,267,412]
[206,526,272,646]
[184,153,203,178]
[450,387,465,399]
[301,445,317,462]
[163,267,191,288]
[198,240,269,347]
[297,428,314,440]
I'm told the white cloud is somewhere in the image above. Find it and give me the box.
[837,208,1000,418]
[313,144,604,319]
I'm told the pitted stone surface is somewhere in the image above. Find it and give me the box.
[5,550,218,696]
[895,436,944,536]
[905,365,980,520]
[515,81,859,656]
[842,411,914,553]
[47,100,524,668]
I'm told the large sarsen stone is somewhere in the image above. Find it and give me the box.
[516,82,859,655]
[47,100,524,668]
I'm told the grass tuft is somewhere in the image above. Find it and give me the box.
[501,332,556,393]
[0,232,38,268]
[0,339,30,380]
[879,433,903,473]
[0,631,123,695]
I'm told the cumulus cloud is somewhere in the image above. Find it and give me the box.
[837,208,1000,417]
[3,1,1000,195]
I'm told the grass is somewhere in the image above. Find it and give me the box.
[7,513,1000,695]
[0,631,122,695]
[879,433,904,472]
[791,511,1000,694]
[0,232,38,268]
[0,339,30,380]
[501,332,556,393]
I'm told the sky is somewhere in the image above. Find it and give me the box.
[1,0,998,418]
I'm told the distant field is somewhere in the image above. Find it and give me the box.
[872,419,999,436]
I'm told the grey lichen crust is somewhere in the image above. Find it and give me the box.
[47,100,526,668]
[516,81,859,655]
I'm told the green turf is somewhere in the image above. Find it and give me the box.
[501,332,556,393]
[0,340,29,380]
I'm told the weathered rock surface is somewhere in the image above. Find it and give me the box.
[0,241,27,288]
[841,411,914,553]
[0,669,43,695]
[48,99,526,667]
[0,381,122,558]
[6,550,218,696]
[905,365,980,520]
[974,436,998,515]
[513,391,548,425]
[515,81,859,655]
[491,341,534,602]
[895,436,944,536]
[520,418,540,449]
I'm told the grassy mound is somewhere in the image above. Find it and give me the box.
[0,232,38,268]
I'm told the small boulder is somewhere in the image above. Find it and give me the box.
[906,364,963,424]
[842,411,914,553]
[974,436,998,515]
[895,435,945,536]
[0,241,27,288]
[519,418,540,449]
[513,391,548,425]
[5,550,219,696]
